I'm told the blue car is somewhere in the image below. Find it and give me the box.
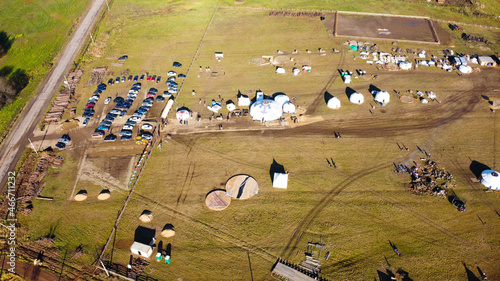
[97,125,110,131]
[83,118,90,126]
[137,108,148,114]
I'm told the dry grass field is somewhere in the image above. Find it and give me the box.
[15,2,500,281]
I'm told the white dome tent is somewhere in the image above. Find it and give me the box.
[176,109,191,120]
[282,101,296,114]
[349,92,364,104]
[226,101,236,112]
[373,90,390,105]
[274,94,290,106]
[326,96,341,109]
[481,170,500,191]
[250,92,282,121]
[459,65,472,74]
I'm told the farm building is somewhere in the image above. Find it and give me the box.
[453,56,467,66]
[478,56,497,67]
[130,242,153,258]
[215,52,224,59]
[481,170,500,191]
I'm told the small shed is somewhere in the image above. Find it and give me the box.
[130,242,153,258]
[215,52,224,59]
[478,56,496,67]
[343,75,351,84]
[273,172,288,189]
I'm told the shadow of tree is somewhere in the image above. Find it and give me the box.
[0,31,14,58]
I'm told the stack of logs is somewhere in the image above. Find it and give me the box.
[408,160,453,196]
[44,88,74,124]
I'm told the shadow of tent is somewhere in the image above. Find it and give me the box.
[134,226,156,245]
[469,160,490,178]
[166,243,172,257]
[270,159,286,183]
[369,84,381,94]
[177,106,190,112]
[377,270,393,281]
[481,95,489,101]
[345,87,356,99]
[272,92,286,99]
[158,240,163,255]
[226,99,234,105]
[463,263,481,281]
[324,91,334,104]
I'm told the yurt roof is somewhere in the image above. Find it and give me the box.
[225,175,259,199]
[327,97,341,109]
[250,99,283,121]
[349,93,364,104]
[481,170,500,190]
[374,91,390,103]
[282,101,296,114]
[274,94,290,106]
[205,190,231,211]
[176,110,190,120]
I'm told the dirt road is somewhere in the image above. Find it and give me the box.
[0,0,105,189]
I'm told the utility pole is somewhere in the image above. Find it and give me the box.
[90,33,94,44]
[105,0,110,11]
[28,138,38,155]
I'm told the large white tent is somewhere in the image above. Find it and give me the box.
[374,90,390,105]
[481,170,500,191]
[273,172,288,189]
[176,109,191,120]
[459,65,472,74]
[274,94,290,106]
[250,100,283,121]
[349,92,364,104]
[282,101,296,114]
[327,97,341,109]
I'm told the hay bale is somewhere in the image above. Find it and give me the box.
[74,190,87,201]
[161,224,175,238]
[97,189,110,200]
[139,210,153,222]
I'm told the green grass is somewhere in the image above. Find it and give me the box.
[0,0,90,134]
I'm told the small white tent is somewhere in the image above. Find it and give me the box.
[282,101,295,114]
[349,92,364,104]
[399,61,412,70]
[250,99,283,122]
[130,242,153,258]
[274,94,290,106]
[327,97,341,109]
[273,172,288,189]
[374,90,390,105]
[459,65,472,74]
[238,95,251,106]
[276,67,285,74]
[176,109,191,120]
[481,170,500,191]
[226,101,236,112]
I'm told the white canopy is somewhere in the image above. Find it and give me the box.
[276,67,285,74]
[349,92,364,104]
[481,170,500,191]
[130,242,153,258]
[327,97,341,109]
[274,94,290,106]
[459,65,472,74]
[282,101,296,114]
[226,101,236,112]
[374,90,390,104]
[273,173,288,189]
[176,109,191,120]
[238,95,251,106]
[399,61,412,70]
[250,99,283,121]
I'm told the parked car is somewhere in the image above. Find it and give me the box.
[119,130,132,136]
[140,105,151,111]
[123,124,134,131]
[97,83,107,90]
[167,71,177,77]
[114,97,124,103]
[146,76,151,81]
[97,125,110,131]
[100,121,112,127]
[83,118,90,126]
[151,75,156,81]
[106,113,118,119]
[128,75,133,81]
[85,102,95,108]
[55,142,66,149]
[141,123,153,130]
[133,75,139,81]
[156,76,161,83]
[104,97,112,104]
[133,82,141,89]
[156,96,165,102]
[141,133,153,140]
[137,108,148,114]
[140,75,145,80]
[58,134,71,144]
[108,78,114,85]
[125,120,136,126]
[120,110,127,118]
[110,109,122,115]
[83,111,94,118]
[115,77,120,83]
[173,62,182,67]
[163,91,172,98]
[452,197,466,212]
[132,112,143,118]
[178,73,186,78]
[90,95,99,102]
[147,92,156,98]
[118,55,128,61]
[130,116,142,122]
[121,135,132,141]
[121,76,126,82]
[104,134,117,142]
[167,76,176,82]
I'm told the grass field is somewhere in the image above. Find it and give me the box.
[14,0,500,280]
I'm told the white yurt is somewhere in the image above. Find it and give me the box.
[176,109,191,120]
[282,101,296,114]
[327,97,341,109]
[349,92,364,104]
[459,65,472,74]
[276,67,285,74]
[481,170,500,191]
[374,90,390,104]
[274,94,290,106]
[250,99,283,121]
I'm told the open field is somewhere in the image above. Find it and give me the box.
[11,1,500,281]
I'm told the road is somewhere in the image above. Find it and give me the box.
[0,0,105,189]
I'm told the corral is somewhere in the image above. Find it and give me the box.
[12,2,500,281]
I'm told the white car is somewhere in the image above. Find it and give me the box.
[167,71,177,77]
[130,116,142,122]
[123,124,134,130]
[141,123,153,130]
[104,97,111,104]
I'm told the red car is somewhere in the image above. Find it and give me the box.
[85,102,95,108]
[146,76,151,81]
[128,75,133,81]
[151,75,156,81]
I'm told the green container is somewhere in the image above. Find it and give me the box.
[165,255,171,264]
